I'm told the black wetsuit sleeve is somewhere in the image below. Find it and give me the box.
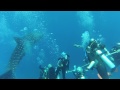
[114,45,120,50]
[65,55,70,70]
[66,60,69,70]
[57,58,62,66]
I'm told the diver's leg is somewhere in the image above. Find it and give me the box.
[96,62,109,79]
[108,61,118,75]
[55,67,61,78]
[110,67,117,73]
[62,68,66,79]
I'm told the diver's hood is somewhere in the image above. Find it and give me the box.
[61,52,66,57]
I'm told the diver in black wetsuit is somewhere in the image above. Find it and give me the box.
[39,65,48,79]
[108,43,120,74]
[39,65,44,79]
[85,38,110,79]
[73,67,86,79]
[47,64,56,79]
[55,52,70,79]
[68,65,86,79]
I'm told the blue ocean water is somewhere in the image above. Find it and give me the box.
[0,11,120,79]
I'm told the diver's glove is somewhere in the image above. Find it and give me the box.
[74,44,82,48]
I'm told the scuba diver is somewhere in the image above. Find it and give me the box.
[39,65,44,79]
[85,38,115,79]
[39,65,48,79]
[68,65,86,79]
[107,42,120,75]
[55,52,70,79]
[47,64,56,79]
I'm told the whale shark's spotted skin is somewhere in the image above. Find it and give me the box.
[8,37,25,71]
[0,31,43,79]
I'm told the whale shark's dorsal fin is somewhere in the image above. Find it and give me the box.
[14,37,23,44]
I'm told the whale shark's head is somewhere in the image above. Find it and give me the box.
[24,30,44,44]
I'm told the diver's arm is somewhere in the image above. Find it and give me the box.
[67,70,73,73]
[107,49,120,56]
[66,61,69,70]
[104,48,111,55]
[110,56,114,61]
[116,49,120,53]
[65,55,68,59]
[58,61,63,67]
[66,61,70,73]
[74,44,82,48]
[67,65,76,73]
[65,55,69,70]
[104,48,114,61]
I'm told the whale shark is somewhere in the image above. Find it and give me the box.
[0,30,43,79]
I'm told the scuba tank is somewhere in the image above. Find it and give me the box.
[96,50,115,69]
[87,61,95,69]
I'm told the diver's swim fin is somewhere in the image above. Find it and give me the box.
[98,72,111,79]
[0,70,15,79]
[114,68,118,72]
[97,73,102,79]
